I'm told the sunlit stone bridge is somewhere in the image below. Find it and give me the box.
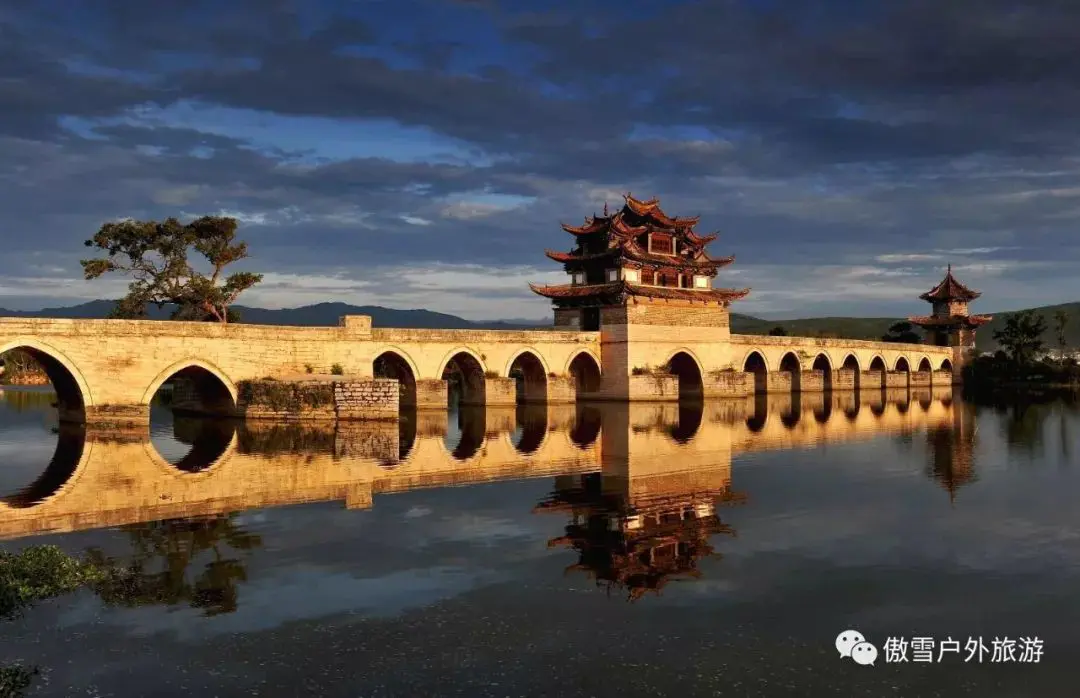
[0,196,987,427]
[0,315,959,428]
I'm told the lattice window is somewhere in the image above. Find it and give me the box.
[641,269,655,285]
[650,234,673,255]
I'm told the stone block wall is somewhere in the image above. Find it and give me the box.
[333,379,399,420]
[414,379,448,409]
[885,372,910,389]
[604,301,732,330]
[237,380,336,420]
[934,369,958,385]
[801,370,826,392]
[483,377,518,406]
[238,378,398,421]
[703,371,754,399]
[766,372,793,393]
[627,373,679,401]
[910,371,932,388]
[546,375,578,403]
[833,369,858,390]
[861,371,886,389]
[554,308,581,329]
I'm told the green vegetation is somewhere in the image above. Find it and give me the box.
[0,666,38,698]
[967,309,1079,392]
[237,379,335,412]
[993,309,1048,365]
[0,545,106,619]
[80,215,262,323]
[881,320,923,344]
[330,363,344,375]
[0,350,47,385]
[1,545,109,697]
[731,303,1080,353]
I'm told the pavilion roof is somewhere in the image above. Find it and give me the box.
[559,194,719,251]
[908,314,993,328]
[920,265,981,302]
[529,281,750,304]
[543,242,734,271]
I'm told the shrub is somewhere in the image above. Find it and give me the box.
[304,364,314,374]
[483,370,500,378]
[330,363,344,375]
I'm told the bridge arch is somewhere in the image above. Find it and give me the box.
[0,339,93,421]
[811,353,833,391]
[895,356,911,373]
[142,359,238,417]
[506,349,549,404]
[567,350,602,398]
[865,355,888,389]
[779,351,801,393]
[940,357,954,372]
[438,348,487,406]
[373,347,419,407]
[840,354,861,390]
[742,350,768,394]
[664,348,704,401]
[0,424,89,509]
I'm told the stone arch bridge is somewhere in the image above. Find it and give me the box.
[0,314,960,426]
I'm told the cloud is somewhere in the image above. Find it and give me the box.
[0,0,1078,318]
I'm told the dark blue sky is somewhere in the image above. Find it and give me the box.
[1,0,1077,320]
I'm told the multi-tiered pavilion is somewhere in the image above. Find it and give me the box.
[531,193,750,332]
[908,265,993,349]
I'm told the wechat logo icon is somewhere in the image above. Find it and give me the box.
[836,629,878,666]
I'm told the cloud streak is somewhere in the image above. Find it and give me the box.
[0,0,1077,317]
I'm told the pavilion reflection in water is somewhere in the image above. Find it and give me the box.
[0,386,980,609]
[535,471,741,602]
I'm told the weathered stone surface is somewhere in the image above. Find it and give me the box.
[0,309,963,421]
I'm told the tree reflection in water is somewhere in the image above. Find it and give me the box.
[86,514,261,617]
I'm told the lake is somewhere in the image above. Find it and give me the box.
[1,385,1078,697]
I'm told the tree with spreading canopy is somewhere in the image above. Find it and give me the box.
[81,216,262,323]
[768,326,788,336]
[882,321,922,344]
[993,309,1047,366]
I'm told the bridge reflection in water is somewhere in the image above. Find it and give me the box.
[1,385,972,537]
[0,385,979,610]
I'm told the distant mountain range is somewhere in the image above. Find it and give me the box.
[3,299,1078,352]
[0,300,543,331]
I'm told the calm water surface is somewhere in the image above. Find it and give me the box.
[1,386,1079,697]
